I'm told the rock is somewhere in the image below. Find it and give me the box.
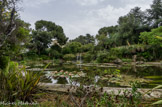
[123,62,127,64]
[133,55,137,62]
[140,61,144,64]
[113,58,123,64]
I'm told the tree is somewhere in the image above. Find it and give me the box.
[96,34,110,50]
[30,20,68,55]
[30,31,52,55]
[62,42,82,55]
[140,26,162,47]
[70,34,95,45]
[82,43,94,53]
[147,0,162,28]
[35,20,68,45]
[97,26,118,49]
[117,7,146,45]
[98,26,118,36]
[0,0,30,57]
[0,0,19,48]
[140,26,162,59]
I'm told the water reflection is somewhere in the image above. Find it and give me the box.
[45,71,81,86]
[31,63,162,88]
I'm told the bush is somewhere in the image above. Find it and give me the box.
[40,55,50,60]
[63,54,75,61]
[110,45,150,58]
[50,50,62,59]
[0,56,10,71]
[121,58,132,62]
[0,61,43,102]
[25,52,39,60]
[137,52,153,61]
[96,52,108,63]
[83,52,93,63]
[96,52,117,63]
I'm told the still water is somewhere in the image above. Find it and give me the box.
[27,62,162,88]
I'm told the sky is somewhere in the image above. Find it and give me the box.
[19,0,153,39]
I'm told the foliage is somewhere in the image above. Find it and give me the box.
[83,52,94,63]
[152,85,162,105]
[96,34,110,50]
[110,44,149,58]
[63,54,75,61]
[98,26,118,36]
[96,26,118,49]
[0,0,30,58]
[70,34,95,45]
[117,7,147,45]
[96,51,117,63]
[137,51,153,61]
[82,43,94,53]
[35,20,68,45]
[0,56,10,70]
[0,0,19,48]
[66,76,142,107]
[147,0,162,28]
[47,43,63,59]
[140,26,162,47]
[30,20,68,55]
[62,42,82,54]
[140,26,162,60]
[121,58,132,62]
[0,61,44,102]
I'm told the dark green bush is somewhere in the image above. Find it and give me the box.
[63,54,75,61]
[83,52,94,63]
[0,56,10,70]
[96,52,117,63]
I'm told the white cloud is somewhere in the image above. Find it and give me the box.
[23,0,54,7]
[121,0,152,4]
[75,0,105,6]
[20,0,153,39]
[60,19,100,39]
[62,1,153,39]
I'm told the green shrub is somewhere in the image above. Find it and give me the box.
[0,61,45,102]
[121,58,132,62]
[63,54,75,61]
[137,52,153,61]
[96,52,108,63]
[96,52,117,63]
[25,52,39,60]
[83,52,93,63]
[40,55,50,60]
[50,50,62,59]
[0,56,10,70]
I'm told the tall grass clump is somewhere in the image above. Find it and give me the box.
[0,60,43,103]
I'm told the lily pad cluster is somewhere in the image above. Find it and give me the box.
[47,70,86,78]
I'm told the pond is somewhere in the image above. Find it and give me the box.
[26,61,162,88]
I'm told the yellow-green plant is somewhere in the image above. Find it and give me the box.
[0,61,49,102]
[152,85,162,105]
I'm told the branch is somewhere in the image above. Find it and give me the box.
[0,24,16,48]
[0,2,16,48]
[69,91,80,107]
